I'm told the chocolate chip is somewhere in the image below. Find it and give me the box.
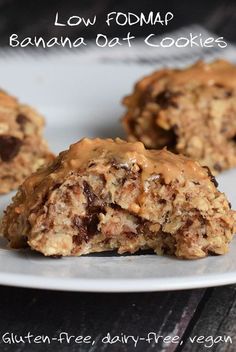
[84,213,100,236]
[83,181,105,215]
[128,119,137,132]
[230,134,236,143]
[83,181,96,207]
[16,113,29,125]
[199,216,206,226]
[155,90,180,109]
[214,83,224,89]
[213,163,223,173]
[73,235,83,246]
[72,215,90,243]
[203,166,218,187]
[110,203,120,210]
[123,232,137,239]
[159,199,167,204]
[72,213,100,244]
[185,219,193,227]
[88,162,96,168]
[208,251,220,256]
[16,114,30,132]
[224,91,233,98]
[166,128,177,149]
[214,84,233,98]
[0,135,23,162]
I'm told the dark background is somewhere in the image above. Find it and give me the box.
[0,0,235,46]
[1,1,236,351]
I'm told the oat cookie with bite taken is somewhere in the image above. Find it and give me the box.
[1,138,235,259]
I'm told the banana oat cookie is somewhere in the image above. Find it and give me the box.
[0,90,54,193]
[122,60,236,174]
[2,138,235,259]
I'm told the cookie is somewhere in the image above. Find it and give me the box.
[0,90,54,193]
[1,138,235,259]
[122,60,236,174]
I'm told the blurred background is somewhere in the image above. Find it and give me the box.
[0,0,235,47]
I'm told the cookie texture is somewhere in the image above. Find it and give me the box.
[2,138,235,259]
[122,60,236,174]
[0,90,54,193]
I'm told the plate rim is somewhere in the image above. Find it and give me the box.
[0,270,234,292]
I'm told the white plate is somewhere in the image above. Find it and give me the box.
[0,57,236,292]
